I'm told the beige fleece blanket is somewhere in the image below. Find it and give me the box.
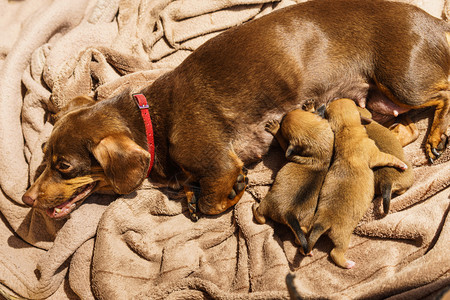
[0,0,448,299]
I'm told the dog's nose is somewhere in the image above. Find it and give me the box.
[22,195,35,207]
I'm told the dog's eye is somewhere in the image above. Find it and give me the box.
[57,161,72,172]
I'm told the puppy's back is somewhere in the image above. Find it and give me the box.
[359,108,414,213]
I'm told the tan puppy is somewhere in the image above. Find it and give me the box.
[307,99,408,269]
[252,107,334,254]
[358,107,414,214]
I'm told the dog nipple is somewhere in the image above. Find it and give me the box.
[393,110,399,117]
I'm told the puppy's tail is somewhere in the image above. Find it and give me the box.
[381,182,393,215]
[286,214,308,255]
[307,222,330,253]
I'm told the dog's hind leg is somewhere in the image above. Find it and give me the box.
[387,115,420,147]
[369,150,408,171]
[286,213,309,255]
[423,91,450,162]
[328,228,355,269]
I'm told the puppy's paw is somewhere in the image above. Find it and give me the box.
[252,202,266,224]
[302,99,315,112]
[426,133,448,163]
[345,260,356,269]
[265,120,280,135]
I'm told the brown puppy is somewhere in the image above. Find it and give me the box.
[23,0,450,219]
[252,106,334,254]
[358,107,414,214]
[307,99,408,269]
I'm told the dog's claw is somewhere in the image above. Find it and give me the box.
[429,156,434,164]
[234,182,246,193]
[190,213,199,222]
[228,189,237,199]
[186,183,201,221]
[188,201,196,212]
[237,174,244,183]
[242,167,248,175]
[431,148,440,159]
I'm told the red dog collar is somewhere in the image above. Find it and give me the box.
[133,93,155,177]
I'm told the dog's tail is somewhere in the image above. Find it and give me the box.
[381,182,393,215]
[286,214,308,255]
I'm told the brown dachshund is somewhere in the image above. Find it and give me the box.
[23,0,450,220]
[252,105,333,254]
[307,99,409,269]
[358,107,414,214]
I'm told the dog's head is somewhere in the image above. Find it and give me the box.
[326,98,372,129]
[22,95,150,219]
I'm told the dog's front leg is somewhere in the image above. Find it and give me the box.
[195,150,248,216]
[425,91,449,162]
[183,183,201,222]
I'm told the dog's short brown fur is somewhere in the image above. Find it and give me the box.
[358,107,414,214]
[252,106,334,254]
[307,99,408,269]
[23,0,450,219]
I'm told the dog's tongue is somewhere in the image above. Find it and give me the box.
[45,182,96,219]
[46,201,75,218]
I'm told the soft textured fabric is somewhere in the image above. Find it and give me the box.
[0,0,448,299]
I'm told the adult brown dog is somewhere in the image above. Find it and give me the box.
[307,99,409,269]
[23,0,450,219]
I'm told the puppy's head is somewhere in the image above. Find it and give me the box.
[326,98,371,129]
[22,95,150,219]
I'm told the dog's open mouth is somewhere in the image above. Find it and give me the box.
[46,182,97,219]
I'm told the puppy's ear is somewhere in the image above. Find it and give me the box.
[52,96,96,123]
[285,144,296,158]
[360,116,373,125]
[91,135,150,194]
[315,105,326,118]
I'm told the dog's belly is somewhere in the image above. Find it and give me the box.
[366,88,411,124]
[233,125,273,164]
[231,108,300,164]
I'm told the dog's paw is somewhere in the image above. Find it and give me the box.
[344,260,356,269]
[227,172,248,200]
[426,133,448,163]
[265,120,280,135]
[188,197,199,222]
[302,99,315,112]
[252,202,266,224]
[185,183,201,222]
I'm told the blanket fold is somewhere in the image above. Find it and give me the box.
[0,0,448,299]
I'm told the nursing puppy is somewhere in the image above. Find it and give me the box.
[307,99,408,269]
[252,106,334,254]
[358,107,414,214]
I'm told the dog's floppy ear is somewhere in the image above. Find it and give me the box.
[52,96,96,123]
[315,104,326,118]
[91,134,151,194]
[360,115,373,125]
[285,144,296,158]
